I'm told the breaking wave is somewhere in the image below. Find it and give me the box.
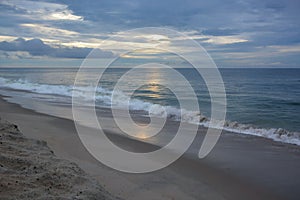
[0,77,299,146]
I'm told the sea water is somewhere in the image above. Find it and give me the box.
[0,67,299,145]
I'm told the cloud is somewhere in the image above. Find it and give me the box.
[20,23,78,37]
[0,38,114,58]
[201,35,248,45]
[0,50,32,59]
[1,0,83,21]
[201,28,239,36]
[0,0,300,67]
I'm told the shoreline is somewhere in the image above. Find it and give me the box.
[1,82,300,148]
[1,95,300,199]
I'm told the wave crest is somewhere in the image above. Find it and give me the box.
[0,77,299,146]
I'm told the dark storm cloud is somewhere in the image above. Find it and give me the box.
[0,38,113,58]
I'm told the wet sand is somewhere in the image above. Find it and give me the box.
[1,95,300,200]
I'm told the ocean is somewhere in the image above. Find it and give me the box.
[0,67,299,145]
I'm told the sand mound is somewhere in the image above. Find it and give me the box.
[0,118,119,200]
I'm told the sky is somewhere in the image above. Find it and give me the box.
[0,0,300,68]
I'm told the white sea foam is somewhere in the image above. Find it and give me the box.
[222,122,300,146]
[0,77,73,96]
[0,77,299,146]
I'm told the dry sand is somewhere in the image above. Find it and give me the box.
[0,118,120,200]
[1,95,300,200]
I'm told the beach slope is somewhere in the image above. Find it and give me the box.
[0,118,119,200]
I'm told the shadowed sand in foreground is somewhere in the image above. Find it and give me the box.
[1,96,300,200]
[0,118,120,200]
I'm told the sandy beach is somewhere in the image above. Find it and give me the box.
[1,0,300,199]
[0,115,119,200]
[1,95,300,200]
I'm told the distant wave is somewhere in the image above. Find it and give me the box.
[0,77,299,146]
